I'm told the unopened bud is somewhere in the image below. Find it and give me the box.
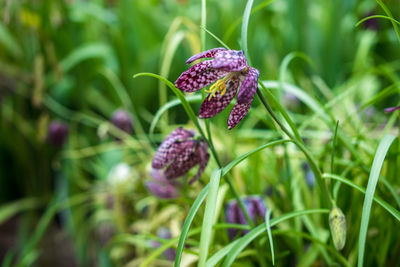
[329,206,346,250]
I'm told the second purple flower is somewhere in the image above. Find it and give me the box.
[151,127,209,184]
[175,48,260,129]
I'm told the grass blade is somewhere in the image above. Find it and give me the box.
[222,139,290,176]
[198,169,221,267]
[241,0,254,63]
[265,209,275,265]
[358,134,396,267]
[220,209,330,267]
[174,184,210,267]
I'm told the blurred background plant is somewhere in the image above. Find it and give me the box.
[0,0,400,266]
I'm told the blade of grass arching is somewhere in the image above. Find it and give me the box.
[220,209,330,267]
[158,30,185,126]
[358,134,396,267]
[206,240,240,267]
[273,230,351,267]
[360,83,399,110]
[174,184,210,267]
[201,27,230,50]
[322,173,400,222]
[356,15,400,28]
[241,0,254,63]
[149,95,203,137]
[380,177,400,208]
[223,0,275,43]
[222,139,290,176]
[265,209,275,265]
[198,169,221,267]
[133,73,206,139]
[0,198,42,224]
[376,0,400,44]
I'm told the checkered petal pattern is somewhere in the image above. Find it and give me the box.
[176,48,260,129]
[186,47,227,64]
[175,60,228,92]
[151,127,194,169]
[236,67,259,104]
[211,50,248,72]
[199,78,239,119]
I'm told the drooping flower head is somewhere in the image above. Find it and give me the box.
[225,196,267,240]
[384,106,400,113]
[145,169,180,199]
[110,109,134,134]
[47,121,69,148]
[151,127,209,184]
[175,48,260,129]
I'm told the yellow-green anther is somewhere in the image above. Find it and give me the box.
[329,206,347,250]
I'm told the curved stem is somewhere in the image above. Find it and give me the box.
[256,88,332,208]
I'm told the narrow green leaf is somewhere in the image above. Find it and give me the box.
[149,95,202,137]
[265,209,275,265]
[358,134,396,267]
[133,73,206,139]
[241,0,254,63]
[323,173,400,222]
[0,198,41,224]
[219,209,329,267]
[0,22,22,58]
[201,27,230,49]
[356,15,400,27]
[174,184,210,267]
[222,139,290,176]
[198,169,222,267]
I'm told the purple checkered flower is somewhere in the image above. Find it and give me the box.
[225,196,267,240]
[384,106,400,113]
[145,169,179,199]
[47,121,69,148]
[110,109,133,134]
[175,48,260,129]
[151,127,209,184]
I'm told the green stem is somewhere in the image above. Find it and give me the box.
[256,89,332,208]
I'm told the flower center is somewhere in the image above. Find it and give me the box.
[205,72,236,100]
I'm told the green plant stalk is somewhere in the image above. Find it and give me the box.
[256,89,332,208]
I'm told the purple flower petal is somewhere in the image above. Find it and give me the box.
[164,150,200,180]
[212,50,248,72]
[236,67,259,104]
[199,78,239,119]
[186,47,227,64]
[227,102,252,130]
[152,128,194,169]
[145,180,179,199]
[175,60,228,92]
[189,141,210,184]
[384,106,400,113]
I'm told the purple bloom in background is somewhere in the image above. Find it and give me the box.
[384,106,400,113]
[225,196,267,240]
[302,163,315,189]
[175,48,260,129]
[362,11,379,31]
[47,121,69,148]
[150,227,176,261]
[110,109,133,134]
[145,169,179,199]
[152,127,209,184]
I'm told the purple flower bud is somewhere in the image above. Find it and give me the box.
[362,11,379,31]
[145,169,179,199]
[151,227,176,261]
[175,48,259,129]
[151,127,209,184]
[302,163,315,189]
[384,105,400,113]
[225,196,267,240]
[47,121,69,148]
[110,109,133,134]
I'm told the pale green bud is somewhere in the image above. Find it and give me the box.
[329,206,346,250]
